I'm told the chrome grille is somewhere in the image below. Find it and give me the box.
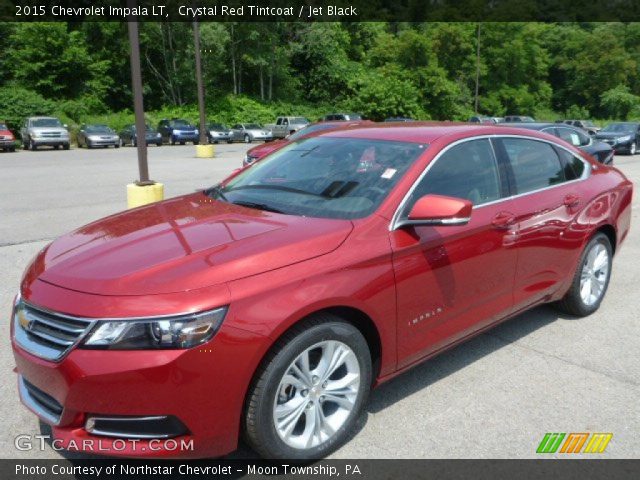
[41,131,62,138]
[14,301,95,362]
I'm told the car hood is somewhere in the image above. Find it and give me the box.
[248,139,287,159]
[0,129,13,137]
[595,131,633,139]
[246,129,270,134]
[25,193,353,296]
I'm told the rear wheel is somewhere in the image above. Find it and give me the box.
[244,315,371,460]
[556,232,612,316]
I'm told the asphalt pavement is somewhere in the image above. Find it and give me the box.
[0,144,638,459]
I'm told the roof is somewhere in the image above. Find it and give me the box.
[321,122,552,143]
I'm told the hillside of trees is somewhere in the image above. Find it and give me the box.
[1,22,639,131]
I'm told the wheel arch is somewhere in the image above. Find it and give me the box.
[596,223,617,256]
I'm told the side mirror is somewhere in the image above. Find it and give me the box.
[397,194,472,228]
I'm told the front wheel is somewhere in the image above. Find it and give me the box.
[555,232,612,316]
[244,315,372,460]
[244,134,251,144]
[63,143,70,150]
[629,142,637,155]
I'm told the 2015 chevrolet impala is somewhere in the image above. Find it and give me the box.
[11,124,632,459]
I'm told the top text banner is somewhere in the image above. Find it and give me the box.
[2,0,640,22]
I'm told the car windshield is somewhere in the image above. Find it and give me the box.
[602,123,636,133]
[288,123,343,141]
[171,119,190,126]
[210,137,426,220]
[582,120,595,127]
[290,117,309,124]
[208,123,227,130]
[85,125,112,134]
[32,118,62,128]
[0,123,7,130]
[245,124,262,129]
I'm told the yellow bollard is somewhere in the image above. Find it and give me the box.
[126,182,164,209]
[195,144,215,158]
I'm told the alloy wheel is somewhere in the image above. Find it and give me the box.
[273,340,360,450]
[579,242,610,306]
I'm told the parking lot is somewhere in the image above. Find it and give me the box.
[1,145,639,459]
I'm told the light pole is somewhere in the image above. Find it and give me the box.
[126,1,164,208]
[193,19,214,157]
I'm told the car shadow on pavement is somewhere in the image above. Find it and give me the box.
[367,304,572,414]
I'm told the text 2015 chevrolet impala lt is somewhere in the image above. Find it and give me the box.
[12,125,632,459]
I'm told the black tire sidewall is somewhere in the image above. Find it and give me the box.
[246,320,372,460]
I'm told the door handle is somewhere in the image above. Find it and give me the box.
[564,194,580,208]
[492,211,517,230]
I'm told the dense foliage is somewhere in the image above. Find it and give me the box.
[1,21,639,132]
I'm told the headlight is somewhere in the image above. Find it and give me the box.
[31,132,40,138]
[195,129,199,135]
[618,135,631,142]
[156,133,161,138]
[172,129,180,135]
[82,307,227,350]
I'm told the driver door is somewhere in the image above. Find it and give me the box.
[390,138,518,368]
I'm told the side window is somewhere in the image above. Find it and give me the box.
[501,138,565,194]
[557,127,589,147]
[406,139,501,210]
[556,149,586,181]
[276,118,282,125]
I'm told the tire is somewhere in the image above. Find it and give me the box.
[244,314,372,460]
[30,140,37,151]
[156,142,162,147]
[244,134,251,144]
[227,140,233,144]
[555,232,612,317]
[63,143,70,151]
[119,138,125,148]
[629,142,636,156]
[180,141,185,145]
[194,141,199,145]
[170,136,176,146]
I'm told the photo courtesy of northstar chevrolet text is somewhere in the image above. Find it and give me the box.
[1,0,639,475]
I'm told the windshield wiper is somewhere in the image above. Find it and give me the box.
[230,184,325,198]
[232,200,286,214]
[204,184,229,202]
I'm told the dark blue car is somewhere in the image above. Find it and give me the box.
[157,118,200,145]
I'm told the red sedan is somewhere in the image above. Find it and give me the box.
[12,124,632,459]
[242,120,372,166]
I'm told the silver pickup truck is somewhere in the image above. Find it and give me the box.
[265,116,309,139]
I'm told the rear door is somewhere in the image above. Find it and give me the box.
[391,138,518,368]
[494,136,589,312]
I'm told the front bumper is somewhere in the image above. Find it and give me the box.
[12,320,268,458]
[208,132,231,142]
[251,133,273,141]
[87,138,119,147]
[32,138,69,146]
[172,132,199,142]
